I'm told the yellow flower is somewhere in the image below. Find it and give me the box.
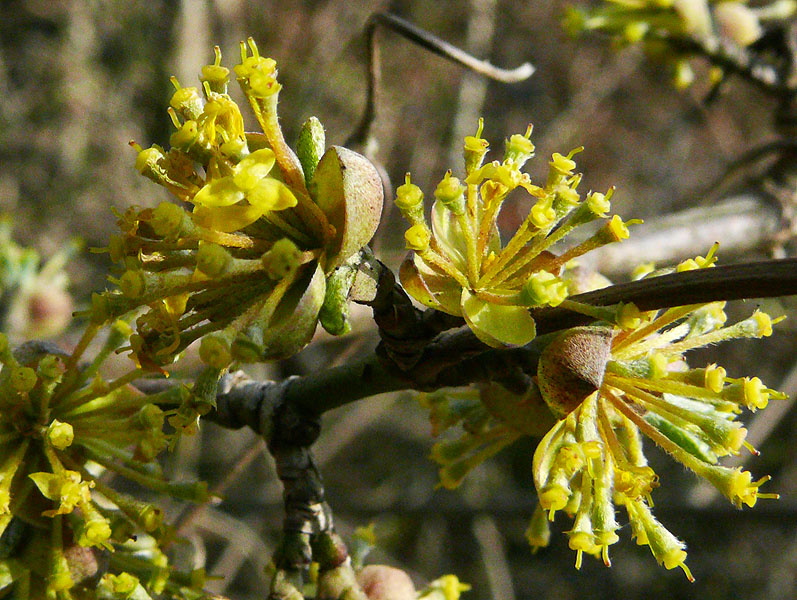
[398,123,635,347]
[94,41,383,368]
[530,251,785,576]
[29,470,93,517]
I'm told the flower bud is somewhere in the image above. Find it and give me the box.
[169,119,199,152]
[119,270,147,299]
[520,271,568,307]
[10,366,37,393]
[504,125,535,168]
[464,118,489,174]
[261,238,302,280]
[525,504,551,551]
[200,46,230,93]
[47,420,74,450]
[434,172,466,215]
[550,152,576,177]
[395,173,425,225]
[196,242,232,277]
[169,80,204,120]
[404,224,431,252]
[418,575,471,600]
[199,333,233,368]
[530,197,556,228]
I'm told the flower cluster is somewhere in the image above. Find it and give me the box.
[0,325,212,599]
[397,119,638,346]
[422,249,786,578]
[565,0,796,88]
[89,41,382,370]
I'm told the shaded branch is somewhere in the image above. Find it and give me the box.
[205,256,797,430]
[663,31,796,97]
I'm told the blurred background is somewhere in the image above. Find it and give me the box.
[0,1,795,599]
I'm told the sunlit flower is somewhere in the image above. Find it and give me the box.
[398,119,638,346]
[0,322,209,598]
[88,41,383,369]
[422,249,786,579]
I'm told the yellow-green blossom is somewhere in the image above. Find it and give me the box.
[422,249,786,580]
[398,120,637,347]
[565,0,796,87]
[531,251,784,576]
[90,40,383,370]
[0,322,208,599]
[417,575,471,600]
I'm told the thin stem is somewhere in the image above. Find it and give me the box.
[662,32,795,97]
[371,13,534,83]
[347,11,534,147]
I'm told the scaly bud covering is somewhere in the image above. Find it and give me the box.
[91,41,383,369]
[398,121,635,347]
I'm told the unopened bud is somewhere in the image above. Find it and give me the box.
[261,238,301,280]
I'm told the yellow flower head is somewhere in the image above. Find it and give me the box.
[398,122,635,347]
[530,250,786,576]
[421,248,786,580]
[91,40,383,369]
[0,323,205,597]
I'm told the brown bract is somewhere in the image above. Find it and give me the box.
[313,146,383,270]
